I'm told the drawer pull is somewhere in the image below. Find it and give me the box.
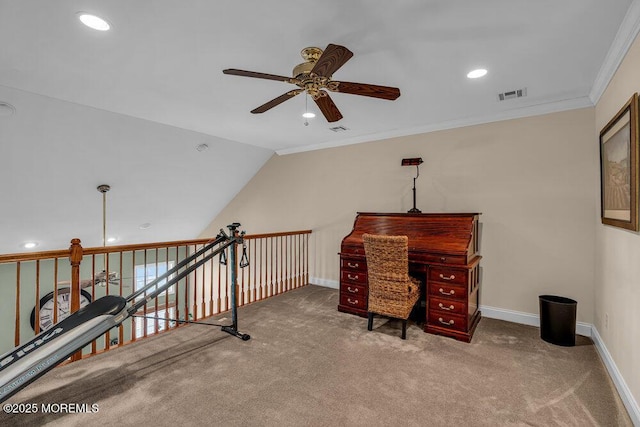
[347,262,359,268]
[347,286,359,293]
[439,273,456,281]
[347,274,359,280]
[347,298,359,305]
[438,317,455,326]
[438,303,455,311]
[438,288,455,296]
[440,257,447,262]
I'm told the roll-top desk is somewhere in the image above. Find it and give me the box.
[338,212,482,342]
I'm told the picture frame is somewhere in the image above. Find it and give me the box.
[599,93,639,231]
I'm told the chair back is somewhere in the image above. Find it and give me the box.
[362,234,410,283]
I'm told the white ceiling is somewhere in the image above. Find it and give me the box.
[0,0,638,254]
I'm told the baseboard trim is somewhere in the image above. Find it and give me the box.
[591,326,640,426]
[310,277,339,289]
[479,304,592,337]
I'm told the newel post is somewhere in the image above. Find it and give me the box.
[69,238,84,361]
[69,238,83,314]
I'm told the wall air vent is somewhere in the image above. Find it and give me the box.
[498,88,527,101]
[329,125,349,132]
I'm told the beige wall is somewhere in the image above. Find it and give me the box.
[594,32,640,412]
[201,107,597,324]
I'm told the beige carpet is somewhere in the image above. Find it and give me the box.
[1,285,632,426]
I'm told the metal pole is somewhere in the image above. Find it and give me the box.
[221,223,250,340]
[229,225,238,330]
[97,185,110,246]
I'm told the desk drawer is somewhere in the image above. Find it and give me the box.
[413,253,467,265]
[427,311,467,332]
[340,258,367,272]
[341,282,367,297]
[429,266,468,286]
[339,293,367,310]
[429,296,466,316]
[341,269,367,285]
[428,282,466,301]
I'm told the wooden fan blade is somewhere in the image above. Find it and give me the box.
[223,69,293,83]
[251,90,303,114]
[80,279,95,288]
[333,81,401,100]
[314,92,343,122]
[310,44,353,78]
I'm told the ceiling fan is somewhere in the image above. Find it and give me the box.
[57,270,126,288]
[223,43,401,122]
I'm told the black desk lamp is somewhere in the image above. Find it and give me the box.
[401,158,423,213]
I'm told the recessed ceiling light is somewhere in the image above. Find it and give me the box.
[302,112,315,118]
[107,237,117,243]
[467,68,488,79]
[77,12,111,31]
[23,242,38,249]
[139,223,151,230]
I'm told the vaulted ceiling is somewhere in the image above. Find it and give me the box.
[0,0,637,253]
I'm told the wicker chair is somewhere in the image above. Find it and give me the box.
[363,234,421,339]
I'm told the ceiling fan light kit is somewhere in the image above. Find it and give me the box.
[223,44,401,123]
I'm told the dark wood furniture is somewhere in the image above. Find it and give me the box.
[338,212,482,342]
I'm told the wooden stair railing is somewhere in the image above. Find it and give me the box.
[0,230,311,363]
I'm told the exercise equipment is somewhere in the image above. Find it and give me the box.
[0,223,250,403]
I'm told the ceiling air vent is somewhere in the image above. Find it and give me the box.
[329,125,349,132]
[498,88,527,101]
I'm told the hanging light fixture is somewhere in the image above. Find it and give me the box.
[96,184,117,286]
[97,184,111,246]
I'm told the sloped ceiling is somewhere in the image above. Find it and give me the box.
[0,0,637,253]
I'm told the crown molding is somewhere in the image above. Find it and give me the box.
[590,0,640,104]
[277,96,594,156]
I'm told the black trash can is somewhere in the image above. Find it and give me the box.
[539,295,577,346]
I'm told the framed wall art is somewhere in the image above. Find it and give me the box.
[599,93,639,231]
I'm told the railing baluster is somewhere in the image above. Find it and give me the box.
[143,250,148,338]
[118,251,124,347]
[209,248,214,317]
[277,235,281,294]
[131,250,137,342]
[298,234,302,288]
[285,235,290,292]
[155,248,159,335]
[91,254,97,355]
[34,260,40,335]
[54,258,59,325]
[15,262,21,347]
[104,250,110,351]
[269,237,273,297]
[258,238,263,301]
[174,246,181,327]
[216,246,222,314]
[184,246,190,324]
